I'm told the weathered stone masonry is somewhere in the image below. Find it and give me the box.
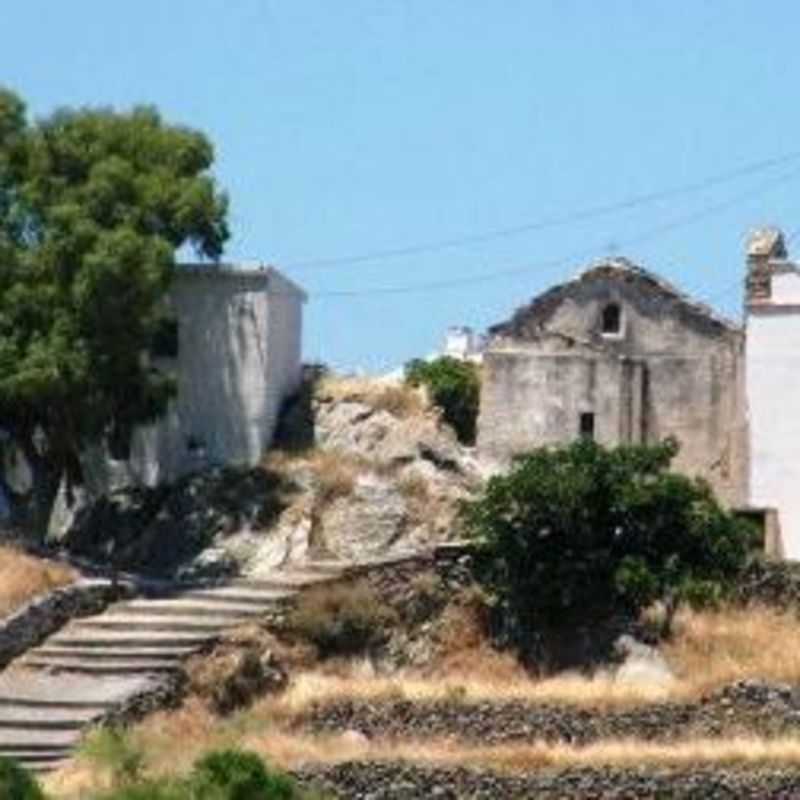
[477,259,748,507]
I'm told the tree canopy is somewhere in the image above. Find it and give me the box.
[464,438,753,655]
[0,88,229,535]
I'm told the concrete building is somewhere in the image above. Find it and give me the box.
[745,228,800,558]
[121,264,306,486]
[477,258,748,506]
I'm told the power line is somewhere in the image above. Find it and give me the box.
[286,149,800,270]
[308,164,800,299]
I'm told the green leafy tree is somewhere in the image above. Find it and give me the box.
[405,356,480,444]
[464,439,751,655]
[0,88,228,536]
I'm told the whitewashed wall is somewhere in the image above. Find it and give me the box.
[747,270,800,559]
[126,267,305,486]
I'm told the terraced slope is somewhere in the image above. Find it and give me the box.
[0,562,347,773]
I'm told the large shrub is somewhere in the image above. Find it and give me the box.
[464,439,752,651]
[0,757,44,800]
[405,357,480,444]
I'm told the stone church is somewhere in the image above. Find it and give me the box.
[477,228,800,558]
[477,258,749,507]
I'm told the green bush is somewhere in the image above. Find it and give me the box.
[0,757,44,800]
[405,357,480,444]
[91,749,314,800]
[287,580,398,658]
[464,438,751,651]
[190,749,298,799]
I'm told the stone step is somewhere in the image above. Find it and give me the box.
[0,696,113,712]
[0,717,91,731]
[0,750,70,771]
[72,615,237,634]
[106,598,270,619]
[0,728,81,748]
[0,703,105,726]
[0,742,74,755]
[231,570,344,589]
[29,646,195,662]
[0,749,70,761]
[49,630,213,649]
[24,657,180,675]
[175,587,296,605]
[0,670,154,705]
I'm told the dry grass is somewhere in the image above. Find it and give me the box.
[264,447,379,505]
[0,545,76,617]
[316,375,426,419]
[251,603,800,714]
[238,733,800,773]
[47,725,800,796]
[663,604,800,694]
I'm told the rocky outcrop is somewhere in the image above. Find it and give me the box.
[57,385,480,578]
[295,763,800,799]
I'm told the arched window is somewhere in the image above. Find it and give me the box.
[601,303,621,335]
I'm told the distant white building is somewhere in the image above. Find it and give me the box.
[442,326,485,362]
[745,229,800,558]
[120,264,306,486]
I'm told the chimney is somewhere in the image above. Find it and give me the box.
[745,227,787,305]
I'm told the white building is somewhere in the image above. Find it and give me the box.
[745,228,800,558]
[442,326,485,362]
[122,264,306,486]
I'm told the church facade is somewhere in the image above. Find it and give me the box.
[477,258,749,508]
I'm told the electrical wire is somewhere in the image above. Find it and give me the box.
[308,165,800,299]
[285,150,800,270]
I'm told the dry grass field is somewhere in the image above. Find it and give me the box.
[0,545,76,618]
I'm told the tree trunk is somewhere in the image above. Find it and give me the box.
[18,435,63,543]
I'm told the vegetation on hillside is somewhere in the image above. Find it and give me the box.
[0,87,229,537]
[405,357,480,444]
[61,739,317,799]
[0,545,75,617]
[464,438,753,656]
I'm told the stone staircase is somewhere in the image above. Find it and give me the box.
[0,562,348,773]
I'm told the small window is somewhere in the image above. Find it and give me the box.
[601,303,621,335]
[579,412,595,440]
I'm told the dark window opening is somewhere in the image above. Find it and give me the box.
[579,412,595,440]
[150,317,179,359]
[601,303,621,335]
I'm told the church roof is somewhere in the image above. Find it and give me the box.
[488,257,741,339]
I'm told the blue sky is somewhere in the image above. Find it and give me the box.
[2,2,799,370]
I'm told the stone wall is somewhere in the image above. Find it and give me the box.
[295,763,800,799]
[0,579,131,671]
